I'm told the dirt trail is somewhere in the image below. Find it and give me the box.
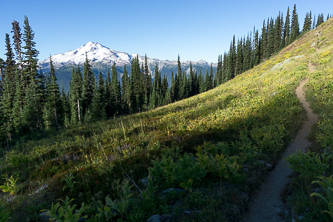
[243,64,318,222]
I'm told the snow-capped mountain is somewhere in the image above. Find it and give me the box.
[40,41,215,73]
[39,42,217,91]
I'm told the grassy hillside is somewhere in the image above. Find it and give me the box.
[1,19,332,222]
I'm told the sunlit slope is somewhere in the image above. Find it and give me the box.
[286,18,333,221]
[2,18,333,221]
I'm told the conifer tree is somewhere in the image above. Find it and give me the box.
[70,66,83,123]
[204,69,210,92]
[284,7,290,46]
[290,4,299,43]
[0,58,4,86]
[148,85,156,110]
[82,53,94,114]
[61,82,70,127]
[130,57,141,113]
[22,16,39,89]
[97,72,106,113]
[177,55,184,100]
[161,74,168,102]
[0,69,14,139]
[143,55,151,110]
[261,20,267,60]
[243,35,252,71]
[182,71,188,99]
[279,13,285,49]
[198,70,204,93]
[121,65,130,114]
[222,52,228,82]
[236,38,244,75]
[254,30,260,65]
[11,20,22,69]
[316,13,324,27]
[274,13,282,52]
[228,36,236,79]
[302,12,312,34]
[22,79,42,131]
[111,63,121,115]
[188,62,195,96]
[216,55,223,85]
[170,71,176,102]
[11,72,24,131]
[312,14,316,30]
[43,58,61,129]
[105,68,112,116]
[266,18,275,58]
[4,33,16,83]
[91,76,106,121]
[165,87,171,105]
[153,63,161,100]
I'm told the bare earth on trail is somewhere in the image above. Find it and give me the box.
[243,64,318,221]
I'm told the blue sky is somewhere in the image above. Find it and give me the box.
[0,0,332,63]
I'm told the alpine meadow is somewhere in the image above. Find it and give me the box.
[0,4,333,222]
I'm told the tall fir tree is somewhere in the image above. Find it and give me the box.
[44,58,61,129]
[274,13,282,52]
[143,55,151,110]
[228,36,236,79]
[182,71,188,99]
[98,72,106,114]
[188,62,195,96]
[198,70,205,93]
[111,63,121,115]
[82,53,94,114]
[216,55,223,85]
[4,33,16,84]
[70,66,83,123]
[22,16,39,89]
[302,12,312,34]
[11,72,24,131]
[161,74,168,103]
[177,55,184,100]
[170,71,176,102]
[90,76,106,121]
[290,4,299,43]
[243,35,252,71]
[316,13,324,27]
[284,7,290,46]
[11,20,22,69]
[236,38,244,75]
[266,18,275,58]
[61,82,70,127]
[253,30,260,65]
[261,20,268,60]
[121,65,130,114]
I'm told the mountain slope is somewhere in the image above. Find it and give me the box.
[2,18,333,222]
[39,42,217,91]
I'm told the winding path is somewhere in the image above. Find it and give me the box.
[243,62,318,222]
